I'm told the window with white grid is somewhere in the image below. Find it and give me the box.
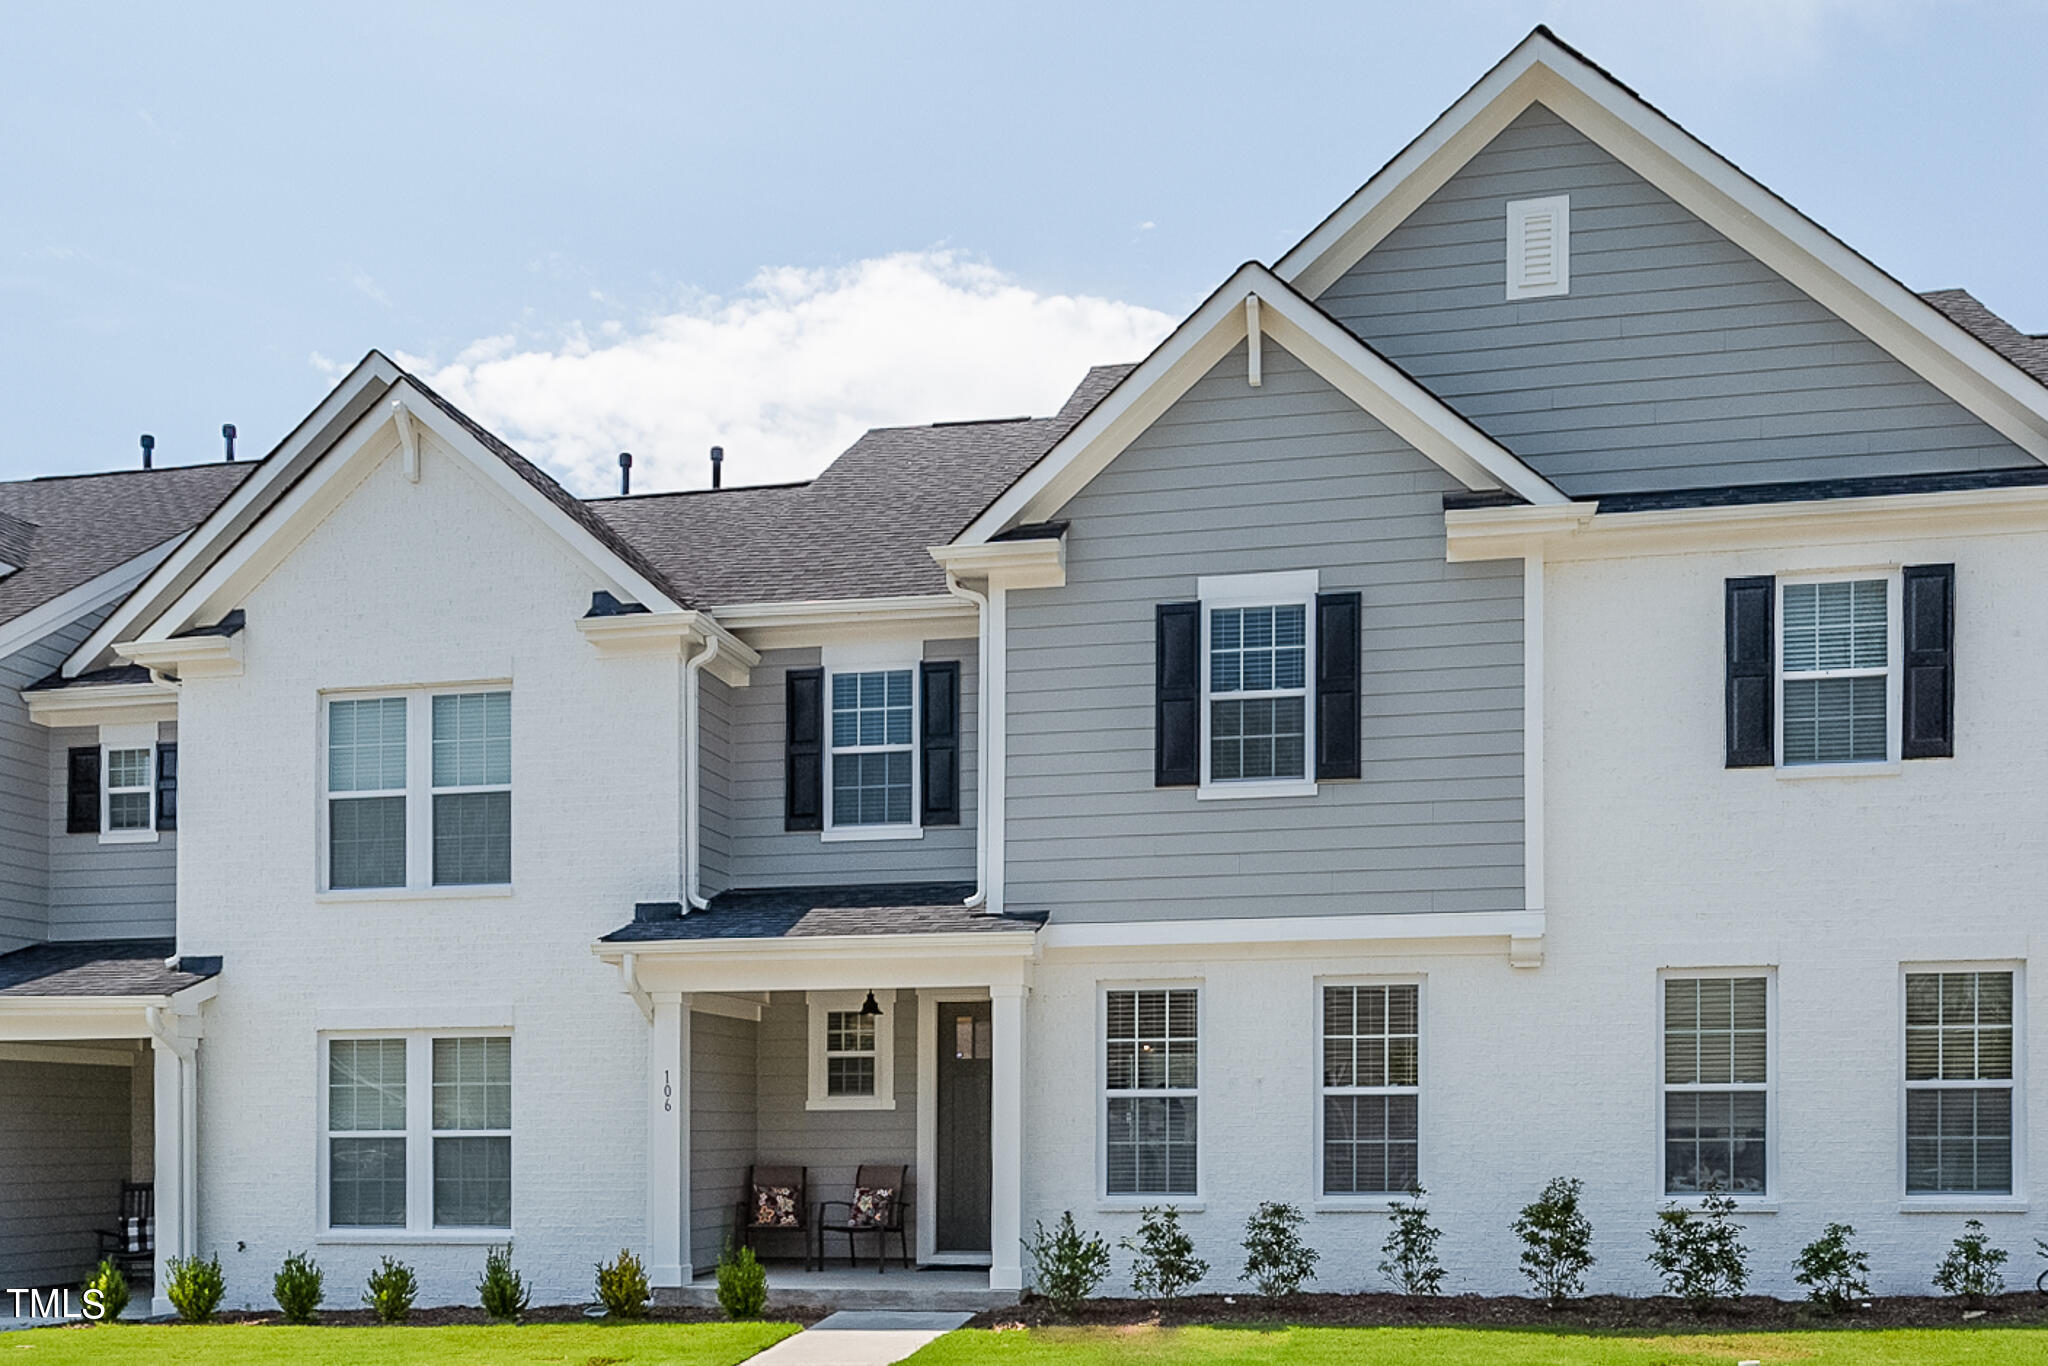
[323,1033,512,1234]
[103,746,154,833]
[1905,971,2015,1195]
[324,690,511,891]
[829,669,915,828]
[1320,983,1420,1197]
[1104,988,1198,1197]
[1780,577,1893,766]
[1662,975,1770,1196]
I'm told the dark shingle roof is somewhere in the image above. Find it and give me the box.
[0,510,34,568]
[602,883,1043,942]
[589,365,1134,605]
[0,939,220,997]
[1596,465,2048,514]
[1920,290,2048,387]
[0,464,254,634]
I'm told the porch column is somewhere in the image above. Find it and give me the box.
[988,982,1026,1292]
[647,992,693,1288]
[149,1035,197,1318]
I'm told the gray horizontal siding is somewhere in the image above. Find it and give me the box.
[699,675,735,897]
[1005,340,1524,923]
[720,643,977,888]
[0,619,95,953]
[690,1011,758,1271]
[0,1060,134,1289]
[1320,102,2030,495]
[46,723,177,942]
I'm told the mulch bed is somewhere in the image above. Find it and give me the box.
[971,1291,2048,1333]
[114,1304,828,1328]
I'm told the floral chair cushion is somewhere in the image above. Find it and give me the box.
[753,1184,800,1227]
[850,1186,896,1228]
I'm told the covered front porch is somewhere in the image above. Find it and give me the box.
[595,884,1039,1304]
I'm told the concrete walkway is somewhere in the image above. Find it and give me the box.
[751,1310,972,1366]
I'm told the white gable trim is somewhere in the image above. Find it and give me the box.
[1274,28,2048,465]
[956,263,1564,543]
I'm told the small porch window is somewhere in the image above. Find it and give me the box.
[806,990,896,1111]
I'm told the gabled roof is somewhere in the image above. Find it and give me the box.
[1274,26,2048,466]
[1922,290,2048,388]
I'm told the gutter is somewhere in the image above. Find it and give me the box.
[943,571,990,909]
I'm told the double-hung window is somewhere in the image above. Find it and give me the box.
[324,689,511,891]
[104,746,155,834]
[1104,987,1198,1197]
[1199,570,1317,798]
[1904,969,2016,1196]
[1779,576,1897,767]
[324,1033,511,1232]
[827,667,916,834]
[1661,974,1771,1197]
[805,990,895,1111]
[1320,982,1421,1198]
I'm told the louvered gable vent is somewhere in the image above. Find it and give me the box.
[1506,195,1570,300]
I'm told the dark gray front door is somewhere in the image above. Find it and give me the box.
[935,1001,992,1253]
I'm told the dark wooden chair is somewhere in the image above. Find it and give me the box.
[95,1181,154,1282]
[733,1164,809,1265]
[816,1164,909,1274]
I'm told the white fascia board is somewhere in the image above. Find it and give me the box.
[577,609,760,686]
[0,997,169,1042]
[590,932,1039,995]
[0,538,180,664]
[1276,32,2048,463]
[954,263,1563,544]
[25,680,179,728]
[926,539,1065,588]
[711,594,977,634]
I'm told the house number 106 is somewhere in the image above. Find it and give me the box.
[663,1069,673,1112]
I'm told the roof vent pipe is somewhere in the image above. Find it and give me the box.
[710,445,723,489]
[618,451,632,496]
[140,434,155,470]
[222,424,237,462]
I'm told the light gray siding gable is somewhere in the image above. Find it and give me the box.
[1321,102,2034,495]
[1004,339,1524,923]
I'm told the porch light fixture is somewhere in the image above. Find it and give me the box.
[859,990,884,1018]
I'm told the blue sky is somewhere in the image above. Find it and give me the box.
[3,1,2043,492]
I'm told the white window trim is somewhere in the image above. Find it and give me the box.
[1097,978,1205,1209]
[806,989,896,1111]
[315,1027,513,1241]
[319,685,513,893]
[1314,975,1425,1212]
[1897,961,2027,1213]
[1656,967,1778,1210]
[1774,570,1902,776]
[1505,195,1570,300]
[98,721,159,844]
[1196,569,1319,801]
[818,644,923,842]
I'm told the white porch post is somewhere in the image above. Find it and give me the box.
[988,982,1026,1292]
[148,1035,197,1317]
[647,992,693,1288]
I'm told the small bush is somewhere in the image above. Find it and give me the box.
[1933,1219,2008,1307]
[595,1247,651,1319]
[1240,1201,1319,1298]
[478,1244,530,1321]
[1646,1190,1748,1309]
[362,1257,417,1325]
[715,1241,768,1320]
[1792,1222,1870,1313]
[1512,1177,1595,1307]
[1024,1211,1111,1315]
[1120,1206,1208,1302]
[83,1259,129,1323]
[164,1253,225,1324]
[1379,1186,1446,1296]
[272,1250,324,1325]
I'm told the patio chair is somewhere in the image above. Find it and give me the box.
[94,1181,154,1282]
[816,1163,909,1274]
[734,1164,810,1265]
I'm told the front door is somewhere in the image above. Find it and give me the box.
[934,1001,992,1254]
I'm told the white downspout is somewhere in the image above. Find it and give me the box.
[945,571,989,908]
[683,633,723,912]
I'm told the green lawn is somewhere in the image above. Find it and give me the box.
[0,1321,800,1365]
[903,1325,2048,1365]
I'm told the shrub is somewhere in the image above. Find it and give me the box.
[164,1253,225,1324]
[1646,1190,1748,1309]
[1120,1206,1208,1302]
[1792,1223,1870,1313]
[1024,1211,1111,1315]
[595,1247,651,1319]
[1512,1177,1595,1307]
[478,1244,530,1322]
[715,1241,768,1320]
[1378,1186,1446,1296]
[1932,1219,2008,1307]
[362,1257,417,1325]
[1240,1201,1319,1298]
[272,1250,324,1325]
[83,1259,129,1324]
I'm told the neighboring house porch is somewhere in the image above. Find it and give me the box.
[596,883,1038,1300]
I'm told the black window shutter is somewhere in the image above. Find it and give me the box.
[156,743,179,831]
[1902,563,1955,760]
[1155,602,1201,787]
[920,660,960,826]
[784,667,824,831]
[67,747,101,834]
[1725,575,1775,768]
[1315,591,1363,780]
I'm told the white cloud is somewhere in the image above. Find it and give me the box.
[394,250,1174,497]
